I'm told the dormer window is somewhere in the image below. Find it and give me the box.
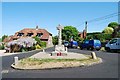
[27,33,33,37]
[36,33,43,37]
[17,33,24,36]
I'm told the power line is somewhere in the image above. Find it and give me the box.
[88,12,119,23]
[90,18,118,26]
[76,12,119,28]
[75,22,85,28]
[75,12,119,33]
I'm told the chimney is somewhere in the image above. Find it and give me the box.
[36,25,39,30]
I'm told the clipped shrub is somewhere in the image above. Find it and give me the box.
[0,44,4,50]
[31,46,36,50]
[35,44,41,49]
[40,42,46,48]
[21,47,28,52]
[33,36,41,45]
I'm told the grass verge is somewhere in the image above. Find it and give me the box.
[12,56,102,70]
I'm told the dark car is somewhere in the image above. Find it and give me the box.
[69,41,78,48]
[80,39,101,51]
[64,41,69,47]
[80,40,89,50]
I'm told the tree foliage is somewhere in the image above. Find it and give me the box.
[112,25,120,38]
[33,36,41,45]
[117,32,120,38]
[0,44,4,50]
[40,42,46,48]
[0,38,2,42]
[52,36,58,45]
[2,35,8,41]
[102,27,114,34]
[87,33,112,42]
[33,36,46,47]
[108,22,118,29]
[62,26,79,41]
[86,22,119,42]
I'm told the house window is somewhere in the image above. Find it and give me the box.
[27,33,34,37]
[36,33,43,37]
[17,33,24,36]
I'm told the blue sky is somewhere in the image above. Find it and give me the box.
[2,2,118,37]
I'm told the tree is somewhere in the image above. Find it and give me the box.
[108,22,118,29]
[52,36,58,45]
[87,32,112,42]
[33,36,41,45]
[86,35,93,40]
[112,24,120,38]
[62,26,79,41]
[2,35,8,41]
[102,27,114,34]
[117,32,120,38]
[0,38,2,42]
[33,36,46,47]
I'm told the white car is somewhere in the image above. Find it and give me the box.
[105,38,120,52]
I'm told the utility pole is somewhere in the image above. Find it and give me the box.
[84,21,88,39]
[85,21,87,33]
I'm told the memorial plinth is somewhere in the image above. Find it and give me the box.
[51,24,67,56]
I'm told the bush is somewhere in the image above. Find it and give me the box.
[33,36,41,45]
[40,42,46,48]
[2,35,8,42]
[0,44,4,50]
[52,36,58,45]
[35,44,41,49]
[87,33,112,42]
[31,46,36,50]
[117,32,120,38]
[21,47,28,52]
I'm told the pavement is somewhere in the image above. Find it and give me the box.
[0,50,32,56]
[1,47,119,78]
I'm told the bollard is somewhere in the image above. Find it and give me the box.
[43,49,45,52]
[65,47,68,53]
[91,52,97,59]
[14,56,18,65]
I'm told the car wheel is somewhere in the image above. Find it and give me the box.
[106,47,110,52]
[96,49,100,51]
[87,47,89,50]
[80,47,83,50]
[90,47,94,51]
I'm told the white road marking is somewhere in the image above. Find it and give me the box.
[1,70,9,73]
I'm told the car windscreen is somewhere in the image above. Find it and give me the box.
[64,42,69,44]
[109,39,117,44]
[94,40,101,44]
[84,40,89,44]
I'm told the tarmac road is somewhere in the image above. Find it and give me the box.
[1,47,119,78]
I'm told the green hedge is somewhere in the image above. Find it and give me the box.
[40,42,46,48]
[0,44,4,50]
[87,33,112,42]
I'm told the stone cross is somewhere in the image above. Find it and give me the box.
[57,24,64,46]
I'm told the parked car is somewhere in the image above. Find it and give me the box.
[64,41,69,47]
[69,41,78,48]
[105,38,120,52]
[80,40,89,50]
[80,39,101,51]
